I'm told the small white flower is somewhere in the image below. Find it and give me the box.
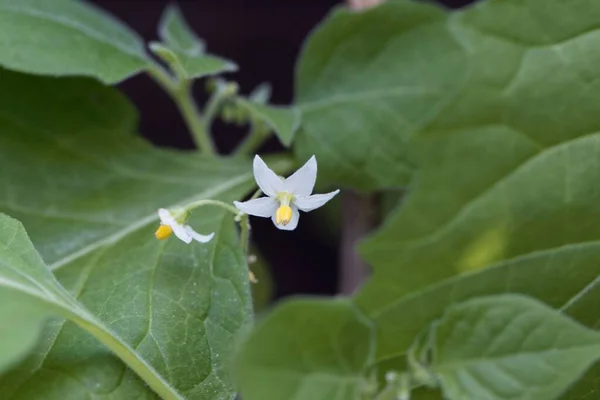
[234,155,340,231]
[155,208,214,244]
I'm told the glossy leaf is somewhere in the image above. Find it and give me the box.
[0,0,148,83]
[0,69,291,399]
[430,295,600,400]
[236,299,375,400]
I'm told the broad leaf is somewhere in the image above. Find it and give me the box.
[358,0,600,321]
[0,69,291,399]
[0,214,61,374]
[0,213,181,399]
[429,295,600,400]
[237,99,301,147]
[0,0,148,83]
[152,5,237,80]
[358,241,600,369]
[236,299,375,400]
[561,278,600,400]
[294,1,468,190]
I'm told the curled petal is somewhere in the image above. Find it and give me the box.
[294,190,340,212]
[253,155,284,197]
[271,205,299,231]
[158,208,175,225]
[171,223,193,244]
[284,155,317,196]
[185,226,214,243]
[234,197,278,218]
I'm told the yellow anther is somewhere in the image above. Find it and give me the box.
[275,205,293,226]
[155,224,173,240]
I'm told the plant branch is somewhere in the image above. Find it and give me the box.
[234,123,267,156]
[146,63,217,155]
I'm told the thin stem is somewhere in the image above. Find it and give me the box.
[146,63,216,155]
[249,188,263,200]
[203,86,228,135]
[233,123,267,156]
[184,199,240,216]
[71,312,183,400]
[240,214,250,254]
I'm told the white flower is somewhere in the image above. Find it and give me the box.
[234,155,340,231]
[155,208,214,244]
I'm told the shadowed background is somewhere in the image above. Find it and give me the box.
[91,0,477,301]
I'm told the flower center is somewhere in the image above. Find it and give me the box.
[275,205,293,226]
[155,224,173,240]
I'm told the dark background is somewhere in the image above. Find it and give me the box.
[91,0,477,301]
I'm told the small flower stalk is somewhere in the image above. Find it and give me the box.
[234,155,339,230]
[155,208,214,244]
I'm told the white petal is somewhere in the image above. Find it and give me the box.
[171,223,193,244]
[234,197,278,218]
[185,226,214,243]
[253,155,284,197]
[284,155,317,196]
[271,205,299,231]
[158,208,175,225]
[294,189,340,212]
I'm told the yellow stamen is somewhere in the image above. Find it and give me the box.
[275,205,293,226]
[155,224,173,240]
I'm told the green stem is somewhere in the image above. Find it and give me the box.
[233,123,268,156]
[240,214,250,254]
[146,63,216,155]
[184,199,240,215]
[71,312,183,400]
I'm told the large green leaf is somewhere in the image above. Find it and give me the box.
[561,278,600,400]
[236,299,375,400]
[0,214,64,374]
[0,213,183,399]
[0,69,291,399]
[294,1,468,190]
[428,295,600,400]
[358,0,600,316]
[0,0,148,83]
[358,242,600,370]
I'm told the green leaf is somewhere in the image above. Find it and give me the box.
[0,69,291,399]
[249,83,272,104]
[0,0,148,83]
[358,241,600,369]
[236,299,375,400]
[294,1,468,190]
[560,279,600,400]
[358,0,600,313]
[428,295,600,400]
[150,42,237,80]
[0,214,60,374]
[237,99,301,147]
[0,213,183,399]
[153,5,237,80]
[159,4,205,56]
